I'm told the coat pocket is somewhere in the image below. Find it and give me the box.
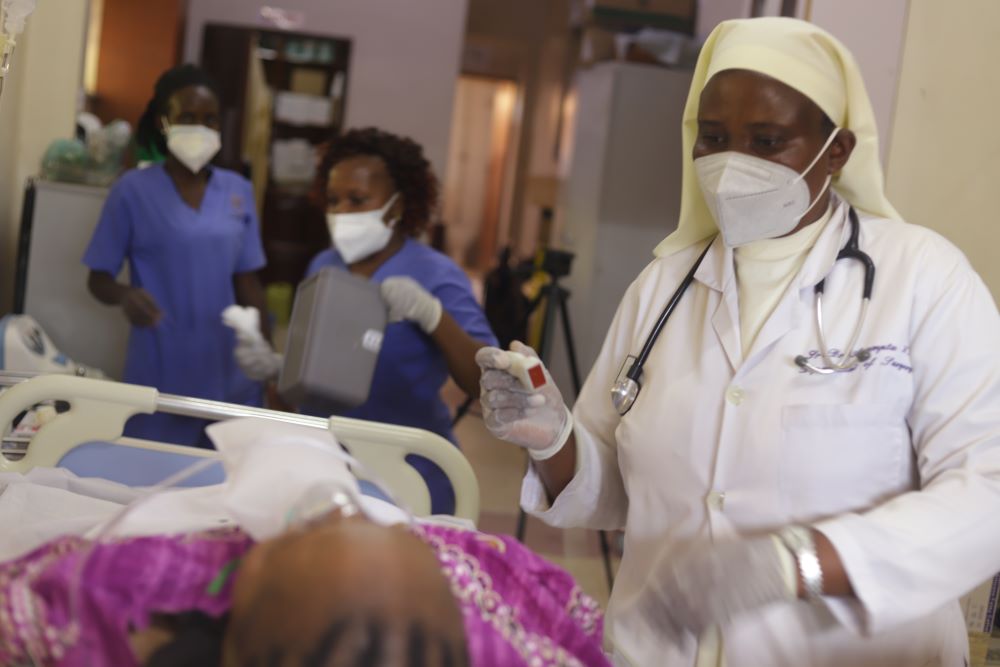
[780,403,912,521]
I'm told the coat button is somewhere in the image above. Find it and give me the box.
[725,385,745,406]
[706,490,726,511]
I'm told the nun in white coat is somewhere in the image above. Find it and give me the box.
[477,17,1000,667]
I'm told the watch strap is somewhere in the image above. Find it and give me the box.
[778,526,824,599]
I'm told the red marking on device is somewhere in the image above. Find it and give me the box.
[527,364,547,389]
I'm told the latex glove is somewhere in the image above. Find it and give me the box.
[121,287,162,328]
[476,341,572,460]
[642,536,797,644]
[222,305,264,345]
[234,338,283,381]
[222,306,282,382]
[380,277,442,334]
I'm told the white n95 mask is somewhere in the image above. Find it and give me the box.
[694,127,840,247]
[327,193,400,264]
[163,120,221,174]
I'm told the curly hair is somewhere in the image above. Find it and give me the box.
[319,128,439,236]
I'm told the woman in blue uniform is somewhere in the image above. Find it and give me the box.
[238,128,498,513]
[84,65,268,446]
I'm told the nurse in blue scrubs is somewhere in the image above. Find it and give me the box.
[237,128,498,513]
[84,65,268,446]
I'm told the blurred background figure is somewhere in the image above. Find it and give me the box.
[235,127,498,516]
[83,64,268,447]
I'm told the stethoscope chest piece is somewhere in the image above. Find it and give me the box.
[611,377,640,416]
[607,241,714,415]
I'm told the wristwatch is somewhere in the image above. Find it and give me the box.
[779,526,824,600]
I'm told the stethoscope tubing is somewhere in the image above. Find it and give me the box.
[798,207,875,373]
[625,206,874,386]
[815,207,873,299]
[625,239,714,383]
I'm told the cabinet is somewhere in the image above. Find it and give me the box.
[13,180,129,379]
[200,24,352,285]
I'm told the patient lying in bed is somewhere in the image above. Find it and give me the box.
[0,420,608,667]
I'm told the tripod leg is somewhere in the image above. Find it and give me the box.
[553,285,615,591]
[598,530,615,592]
[451,396,474,427]
[557,289,583,396]
[515,507,528,542]
[539,285,560,364]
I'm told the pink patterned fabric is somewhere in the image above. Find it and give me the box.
[418,525,609,667]
[0,525,609,667]
[0,529,250,666]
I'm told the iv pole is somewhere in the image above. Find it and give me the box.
[0,42,13,101]
[0,0,40,104]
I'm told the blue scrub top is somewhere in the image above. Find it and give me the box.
[306,239,498,513]
[84,166,266,446]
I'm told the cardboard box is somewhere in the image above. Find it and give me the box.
[985,635,1000,666]
[963,574,1000,667]
[587,0,696,33]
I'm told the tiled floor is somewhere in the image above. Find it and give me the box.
[447,384,620,609]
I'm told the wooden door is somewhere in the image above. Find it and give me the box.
[91,0,186,127]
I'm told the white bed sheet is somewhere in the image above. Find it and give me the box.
[0,469,134,560]
[0,418,471,562]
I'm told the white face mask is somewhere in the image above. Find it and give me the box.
[327,193,400,264]
[162,119,221,174]
[694,127,840,247]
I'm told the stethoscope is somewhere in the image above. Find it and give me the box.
[793,207,874,375]
[610,207,875,416]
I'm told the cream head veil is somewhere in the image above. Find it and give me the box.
[654,17,899,257]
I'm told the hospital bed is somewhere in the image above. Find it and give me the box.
[0,372,480,522]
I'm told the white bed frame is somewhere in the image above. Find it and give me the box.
[0,373,480,522]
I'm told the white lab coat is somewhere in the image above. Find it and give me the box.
[523,198,1000,666]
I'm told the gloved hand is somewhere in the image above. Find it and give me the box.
[222,306,283,382]
[121,287,162,328]
[641,536,797,645]
[234,338,283,381]
[379,277,443,334]
[476,341,572,460]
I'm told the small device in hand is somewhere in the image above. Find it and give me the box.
[507,351,547,391]
[279,268,387,415]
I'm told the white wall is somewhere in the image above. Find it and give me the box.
[696,0,750,37]
[806,0,909,163]
[184,0,469,177]
[548,64,692,388]
[0,32,27,300]
[885,0,1000,298]
[0,0,89,312]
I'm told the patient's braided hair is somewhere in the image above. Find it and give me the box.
[145,613,226,667]
[318,127,439,237]
[149,613,469,667]
[298,615,466,667]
